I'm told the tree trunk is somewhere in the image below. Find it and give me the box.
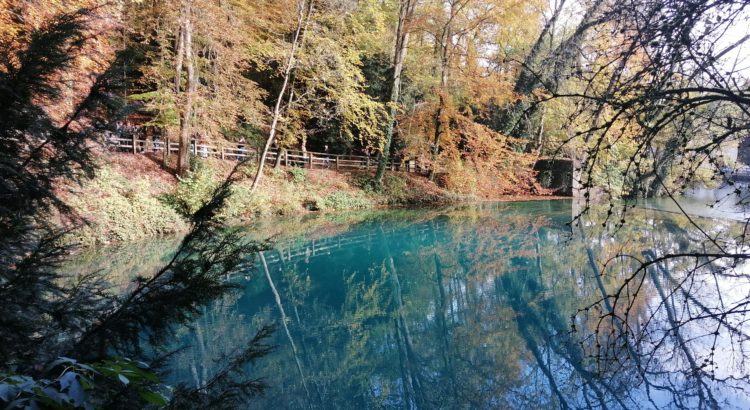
[499,0,606,146]
[374,0,416,186]
[274,74,297,169]
[498,0,566,148]
[430,12,452,181]
[512,0,567,97]
[177,0,195,176]
[643,134,680,197]
[274,147,285,168]
[250,0,314,194]
[145,126,153,152]
[174,23,184,93]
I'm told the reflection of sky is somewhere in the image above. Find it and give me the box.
[635,258,750,409]
[637,185,750,221]
[713,5,750,76]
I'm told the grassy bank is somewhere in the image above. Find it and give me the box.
[60,152,466,246]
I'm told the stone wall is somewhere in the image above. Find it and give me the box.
[534,158,573,196]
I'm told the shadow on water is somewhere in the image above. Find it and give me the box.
[69,200,750,409]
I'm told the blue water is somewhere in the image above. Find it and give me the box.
[75,200,750,409]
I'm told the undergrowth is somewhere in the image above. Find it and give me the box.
[321,191,373,211]
[66,167,186,245]
[65,156,458,246]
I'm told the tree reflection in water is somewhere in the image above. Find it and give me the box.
[85,200,750,409]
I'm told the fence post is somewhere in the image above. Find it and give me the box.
[335,155,340,170]
[284,150,289,167]
[366,156,370,170]
[220,144,225,160]
[132,134,137,154]
[193,141,198,156]
[308,152,314,169]
[163,137,169,165]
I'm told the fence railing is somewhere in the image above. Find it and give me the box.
[105,136,429,173]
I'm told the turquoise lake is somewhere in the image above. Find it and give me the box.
[69,200,750,409]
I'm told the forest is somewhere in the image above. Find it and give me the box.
[1,0,750,408]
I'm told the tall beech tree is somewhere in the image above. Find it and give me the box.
[392,0,542,195]
[374,0,418,186]
[495,0,609,150]
[250,0,315,193]
[126,0,265,176]
[176,0,196,176]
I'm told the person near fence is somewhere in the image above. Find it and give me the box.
[198,136,208,158]
[237,138,246,160]
[152,132,161,152]
[103,129,115,149]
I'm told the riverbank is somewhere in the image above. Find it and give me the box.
[60,152,560,246]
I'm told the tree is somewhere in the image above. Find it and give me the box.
[428,0,466,179]
[125,0,265,176]
[0,7,275,407]
[374,0,418,187]
[392,0,542,195]
[552,0,750,404]
[250,0,315,193]
[248,0,388,192]
[176,0,196,176]
[493,0,609,150]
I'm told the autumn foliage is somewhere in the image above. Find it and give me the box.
[1,0,557,199]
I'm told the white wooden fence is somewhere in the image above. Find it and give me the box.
[106,136,428,173]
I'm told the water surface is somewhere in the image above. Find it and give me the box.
[72,200,750,409]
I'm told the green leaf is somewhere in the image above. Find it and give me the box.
[139,390,167,406]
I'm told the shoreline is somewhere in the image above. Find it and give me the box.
[62,151,571,247]
[68,195,572,250]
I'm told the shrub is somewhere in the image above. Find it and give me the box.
[381,175,409,203]
[267,167,286,180]
[163,161,216,217]
[322,191,373,211]
[66,167,186,245]
[352,174,378,194]
[288,167,307,184]
[302,196,322,211]
[223,185,259,219]
[440,161,479,196]
[213,184,280,220]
